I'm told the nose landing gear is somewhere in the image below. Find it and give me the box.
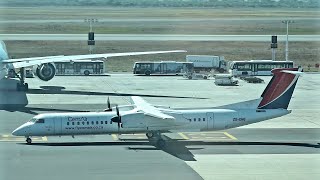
[26,137,32,144]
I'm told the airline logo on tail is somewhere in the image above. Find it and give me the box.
[258,68,302,109]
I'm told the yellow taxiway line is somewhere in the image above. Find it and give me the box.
[223,132,238,140]
[178,132,189,140]
[111,134,119,141]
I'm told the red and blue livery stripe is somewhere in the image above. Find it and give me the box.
[258,68,301,109]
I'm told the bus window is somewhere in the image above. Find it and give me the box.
[265,64,271,70]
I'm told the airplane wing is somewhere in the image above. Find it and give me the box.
[131,96,175,120]
[2,50,186,69]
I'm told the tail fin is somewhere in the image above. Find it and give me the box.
[258,68,302,109]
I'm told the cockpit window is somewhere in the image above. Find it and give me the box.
[29,118,37,122]
[35,119,45,123]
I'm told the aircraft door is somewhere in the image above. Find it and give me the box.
[54,117,62,135]
[206,112,214,130]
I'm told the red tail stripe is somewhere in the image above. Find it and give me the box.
[258,68,297,108]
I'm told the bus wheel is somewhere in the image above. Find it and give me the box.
[145,71,151,76]
[188,76,192,80]
[84,70,90,76]
[203,76,208,80]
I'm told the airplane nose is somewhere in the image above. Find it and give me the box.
[12,125,29,136]
[12,127,21,136]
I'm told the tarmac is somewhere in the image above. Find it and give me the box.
[0,73,319,180]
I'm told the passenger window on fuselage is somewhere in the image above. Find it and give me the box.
[67,122,69,125]
[77,122,80,125]
[72,122,75,125]
[101,121,103,124]
[91,121,94,125]
[36,119,45,123]
[105,121,108,124]
[203,118,205,121]
[110,121,112,124]
[87,121,89,125]
[96,121,99,124]
[198,118,201,121]
[82,122,85,125]
[194,118,196,122]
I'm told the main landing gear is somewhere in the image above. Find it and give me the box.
[15,67,28,91]
[26,137,32,144]
[146,131,167,149]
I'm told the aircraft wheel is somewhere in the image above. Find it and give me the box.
[146,132,154,138]
[26,137,32,144]
[156,139,166,149]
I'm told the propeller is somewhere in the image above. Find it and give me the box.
[104,97,112,112]
[111,105,122,133]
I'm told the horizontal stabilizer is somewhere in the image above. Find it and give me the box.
[216,98,262,109]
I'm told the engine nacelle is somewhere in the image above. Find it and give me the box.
[33,63,56,81]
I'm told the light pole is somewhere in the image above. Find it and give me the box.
[84,18,98,54]
[282,20,294,61]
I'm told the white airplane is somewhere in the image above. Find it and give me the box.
[12,68,302,147]
[0,40,185,91]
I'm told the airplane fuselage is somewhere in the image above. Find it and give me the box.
[13,108,290,137]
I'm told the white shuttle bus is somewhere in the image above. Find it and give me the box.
[229,60,294,76]
[55,60,104,76]
[133,61,194,75]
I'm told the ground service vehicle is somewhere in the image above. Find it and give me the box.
[229,60,294,76]
[214,74,238,85]
[55,60,104,76]
[183,72,210,80]
[133,61,193,75]
[186,55,226,73]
